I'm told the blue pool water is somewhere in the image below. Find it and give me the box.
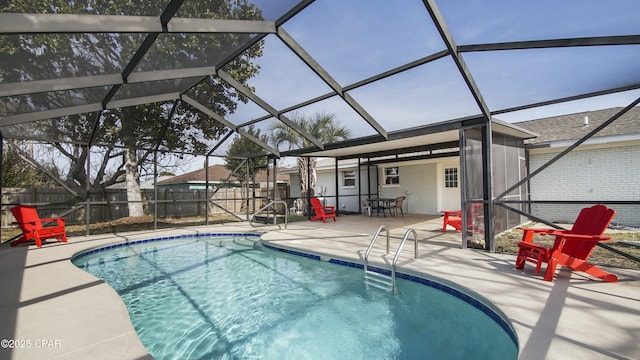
[73,234,518,359]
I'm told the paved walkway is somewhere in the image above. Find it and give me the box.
[0,215,638,359]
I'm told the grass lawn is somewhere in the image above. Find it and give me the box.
[495,225,640,270]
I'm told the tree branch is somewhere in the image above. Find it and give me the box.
[5,140,83,198]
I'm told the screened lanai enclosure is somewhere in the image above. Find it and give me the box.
[1,0,639,250]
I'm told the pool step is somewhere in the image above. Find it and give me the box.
[364,270,394,291]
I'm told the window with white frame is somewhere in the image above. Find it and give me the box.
[445,167,458,188]
[384,166,399,185]
[342,170,356,187]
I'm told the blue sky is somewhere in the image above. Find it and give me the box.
[229,0,639,131]
[189,0,640,170]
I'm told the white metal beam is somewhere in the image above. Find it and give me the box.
[0,104,103,126]
[0,13,275,34]
[0,13,161,33]
[0,92,181,127]
[127,67,216,83]
[0,74,122,98]
[0,67,217,98]
[106,92,180,109]
[167,18,276,34]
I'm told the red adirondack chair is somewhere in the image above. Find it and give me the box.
[515,204,617,282]
[310,197,336,223]
[10,205,68,248]
[442,210,463,232]
[442,203,483,233]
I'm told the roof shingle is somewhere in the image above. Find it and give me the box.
[514,107,640,145]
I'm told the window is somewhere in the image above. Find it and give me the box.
[342,170,356,187]
[445,167,458,188]
[384,167,399,185]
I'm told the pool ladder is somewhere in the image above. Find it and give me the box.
[249,200,288,230]
[364,225,418,292]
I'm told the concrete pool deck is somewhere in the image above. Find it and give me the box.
[0,215,638,359]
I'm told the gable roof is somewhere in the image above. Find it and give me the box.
[515,107,640,145]
[157,164,288,185]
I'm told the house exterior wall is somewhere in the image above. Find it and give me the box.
[316,170,337,208]
[528,141,640,227]
[378,163,439,215]
[290,159,455,216]
[316,167,377,212]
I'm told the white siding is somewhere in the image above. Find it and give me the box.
[379,163,439,215]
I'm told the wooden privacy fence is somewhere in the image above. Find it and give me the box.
[1,186,288,227]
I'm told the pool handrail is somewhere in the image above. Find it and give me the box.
[364,225,389,271]
[391,228,419,290]
[364,225,392,291]
[364,226,418,292]
[249,200,288,230]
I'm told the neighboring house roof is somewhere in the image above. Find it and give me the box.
[157,164,289,186]
[515,107,640,146]
[280,158,361,175]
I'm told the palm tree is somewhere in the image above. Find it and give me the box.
[270,111,351,212]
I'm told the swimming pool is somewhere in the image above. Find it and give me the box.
[73,233,518,359]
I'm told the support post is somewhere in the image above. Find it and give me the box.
[153,150,158,230]
[272,157,278,225]
[482,123,495,252]
[205,156,210,225]
[85,144,91,236]
[335,158,339,216]
[246,158,250,221]
[459,128,467,249]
